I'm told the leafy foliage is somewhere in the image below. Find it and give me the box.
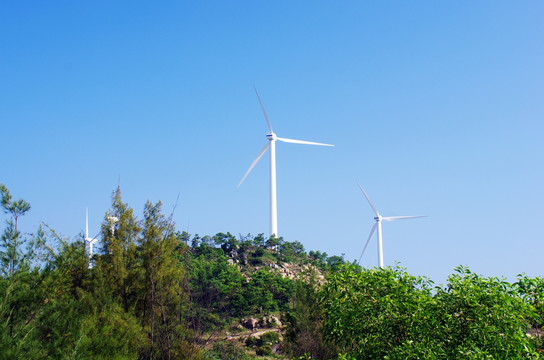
[321,265,542,360]
[207,341,250,360]
[429,266,538,359]
[321,265,434,359]
[516,274,544,329]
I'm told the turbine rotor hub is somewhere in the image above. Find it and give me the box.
[266,132,277,141]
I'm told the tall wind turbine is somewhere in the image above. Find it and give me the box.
[357,182,426,268]
[85,208,99,269]
[238,87,334,237]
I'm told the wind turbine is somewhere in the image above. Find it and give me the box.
[238,87,334,237]
[85,208,99,269]
[357,182,426,268]
[107,215,119,234]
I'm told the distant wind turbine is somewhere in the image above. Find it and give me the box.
[85,208,99,269]
[107,215,119,234]
[238,87,334,237]
[357,182,426,268]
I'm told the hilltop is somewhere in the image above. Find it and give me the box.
[183,232,352,359]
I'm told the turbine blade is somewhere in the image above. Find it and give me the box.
[86,208,89,238]
[276,137,334,147]
[356,182,380,216]
[382,215,427,221]
[238,143,270,187]
[253,86,273,133]
[359,223,378,263]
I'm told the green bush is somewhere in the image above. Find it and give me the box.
[246,331,279,348]
[245,335,260,347]
[210,341,249,360]
[260,331,279,344]
[321,265,541,360]
[256,344,272,356]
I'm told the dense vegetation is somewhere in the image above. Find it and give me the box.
[1,183,544,359]
[319,266,544,359]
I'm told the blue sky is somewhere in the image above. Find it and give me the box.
[1,1,542,284]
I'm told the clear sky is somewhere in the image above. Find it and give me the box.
[1,1,542,284]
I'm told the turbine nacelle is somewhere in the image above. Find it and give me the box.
[85,237,98,245]
[266,132,277,141]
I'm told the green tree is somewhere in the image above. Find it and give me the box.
[429,267,539,359]
[516,274,544,328]
[252,233,265,247]
[0,184,32,277]
[321,265,541,360]
[186,245,247,335]
[321,265,434,360]
[0,273,45,359]
[97,187,143,314]
[283,268,338,360]
[308,250,328,270]
[36,238,91,359]
[279,240,305,263]
[140,200,197,359]
[0,185,48,359]
[34,232,146,360]
[246,268,294,314]
[213,232,239,255]
[265,235,282,250]
[515,274,544,352]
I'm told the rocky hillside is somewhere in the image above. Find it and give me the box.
[185,232,352,359]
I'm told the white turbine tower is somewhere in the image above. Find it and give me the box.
[357,182,426,268]
[85,208,99,269]
[238,87,334,237]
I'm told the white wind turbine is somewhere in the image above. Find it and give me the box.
[357,182,426,268]
[238,87,334,237]
[85,208,99,269]
[107,215,119,234]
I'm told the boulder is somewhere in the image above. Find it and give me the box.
[241,317,259,330]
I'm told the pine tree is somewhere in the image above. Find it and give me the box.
[140,200,196,359]
[97,187,143,313]
[0,184,47,358]
[0,184,31,277]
